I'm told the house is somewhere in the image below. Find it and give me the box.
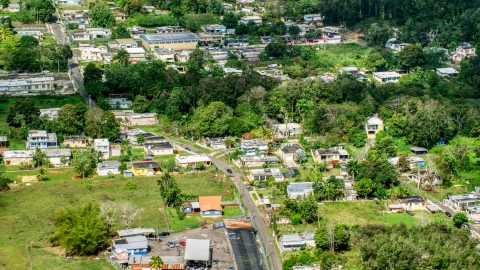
[182,201,200,214]
[175,154,212,168]
[436,68,459,77]
[198,196,222,217]
[143,5,155,13]
[62,135,89,148]
[153,48,175,62]
[273,123,302,137]
[451,43,476,62]
[117,228,156,238]
[130,26,147,39]
[184,239,210,265]
[81,46,109,61]
[313,148,349,167]
[176,50,193,62]
[113,248,129,263]
[280,233,315,251]
[3,150,35,166]
[8,4,20,12]
[40,108,60,120]
[118,128,153,144]
[124,48,147,62]
[198,33,223,44]
[109,98,132,109]
[205,24,227,34]
[365,116,384,138]
[303,14,322,23]
[131,161,161,176]
[0,136,7,150]
[43,149,71,167]
[239,139,268,155]
[444,193,480,211]
[223,67,243,75]
[250,168,284,182]
[94,139,110,159]
[239,16,262,25]
[385,38,409,51]
[287,182,314,199]
[144,142,174,156]
[111,236,148,255]
[156,26,184,33]
[237,155,280,167]
[86,28,112,39]
[115,12,126,21]
[388,156,425,169]
[26,130,58,149]
[110,144,121,157]
[155,9,169,15]
[426,204,442,214]
[278,143,303,162]
[0,77,55,95]
[388,204,404,213]
[123,169,133,178]
[409,170,442,186]
[18,31,43,40]
[397,196,426,210]
[339,67,359,74]
[411,147,428,155]
[203,137,227,150]
[58,0,80,4]
[140,32,199,51]
[111,110,134,122]
[126,113,158,126]
[373,72,402,83]
[97,161,121,176]
[71,31,90,41]
[113,38,138,49]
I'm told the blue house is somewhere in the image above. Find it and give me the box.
[112,236,148,255]
[199,196,223,217]
[183,201,200,214]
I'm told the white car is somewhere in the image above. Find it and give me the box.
[41,70,50,74]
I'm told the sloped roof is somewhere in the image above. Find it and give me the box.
[198,196,222,211]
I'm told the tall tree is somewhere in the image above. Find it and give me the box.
[89,1,115,28]
[113,49,130,65]
[72,148,100,178]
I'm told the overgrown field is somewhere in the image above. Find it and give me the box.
[0,169,234,269]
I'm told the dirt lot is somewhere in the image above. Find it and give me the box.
[149,226,235,270]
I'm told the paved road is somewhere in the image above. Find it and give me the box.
[165,139,282,270]
[49,22,96,108]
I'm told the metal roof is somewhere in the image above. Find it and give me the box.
[184,239,210,261]
[140,32,199,44]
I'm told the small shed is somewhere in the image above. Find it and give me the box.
[388,204,404,213]
[411,147,428,155]
[271,204,281,210]
[184,239,210,265]
[426,204,442,213]
[123,169,133,177]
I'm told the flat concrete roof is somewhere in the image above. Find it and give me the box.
[184,239,210,261]
[140,32,199,44]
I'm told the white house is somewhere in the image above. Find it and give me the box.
[112,38,138,49]
[373,72,402,83]
[40,108,61,120]
[125,113,158,126]
[154,48,175,62]
[18,31,44,40]
[273,123,302,137]
[203,137,228,150]
[58,0,80,5]
[303,14,322,23]
[144,142,174,156]
[8,4,20,12]
[3,150,35,166]
[240,139,268,155]
[287,182,314,199]
[280,233,315,251]
[86,28,112,39]
[240,16,262,25]
[109,98,132,109]
[175,154,212,168]
[125,47,146,62]
[385,38,409,51]
[94,139,110,159]
[435,68,459,77]
[250,168,284,182]
[365,116,384,138]
[444,193,480,211]
[176,50,193,63]
[81,46,108,61]
[278,143,303,162]
[0,77,55,95]
[97,160,121,176]
[43,149,71,167]
[451,43,476,62]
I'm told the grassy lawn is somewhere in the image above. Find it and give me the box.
[251,192,258,200]
[0,169,235,268]
[185,14,220,25]
[223,206,243,217]
[314,43,371,72]
[7,140,26,150]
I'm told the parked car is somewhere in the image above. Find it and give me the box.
[179,240,186,246]
[174,241,180,247]
[8,72,17,76]
[406,210,414,216]
[159,232,170,237]
[227,169,233,174]
[229,267,234,270]
[185,147,190,151]
[41,70,50,74]
[445,211,452,217]
[167,241,175,248]
[212,259,218,265]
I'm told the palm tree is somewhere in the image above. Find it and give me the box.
[113,49,130,65]
[149,255,163,270]
[346,160,359,182]
[0,24,13,41]
[296,99,313,123]
[36,167,47,181]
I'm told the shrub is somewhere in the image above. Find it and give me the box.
[291,214,302,225]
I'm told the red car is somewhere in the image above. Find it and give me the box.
[179,240,186,247]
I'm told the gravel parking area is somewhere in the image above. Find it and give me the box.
[148,227,235,270]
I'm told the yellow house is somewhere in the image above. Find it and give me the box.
[140,32,199,51]
[131,161,161,176]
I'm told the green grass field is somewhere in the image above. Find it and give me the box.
[0,169,235,269]
[314,43,371,72]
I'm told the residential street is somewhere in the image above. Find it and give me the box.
[166,139,282,270]
[49,22,96,108]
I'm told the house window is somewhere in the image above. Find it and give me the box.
[215,211,221,215]
[204,211,210,214]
